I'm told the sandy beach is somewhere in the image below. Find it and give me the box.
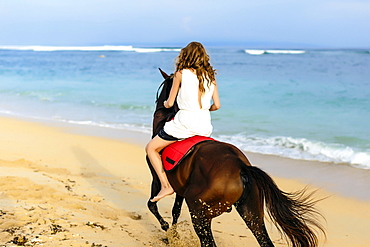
[0,116,369,247]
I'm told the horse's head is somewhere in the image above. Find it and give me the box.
[151,68,179,138]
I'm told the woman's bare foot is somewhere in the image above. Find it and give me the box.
[150,188,174,202]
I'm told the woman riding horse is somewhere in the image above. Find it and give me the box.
[146,43,325,247]
[146,41,220,202]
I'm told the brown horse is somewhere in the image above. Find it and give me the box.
[146,69,325,247]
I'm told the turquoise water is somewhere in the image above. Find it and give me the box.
[0,46,369,169]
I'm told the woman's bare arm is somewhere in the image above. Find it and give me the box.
[209,81,221,111]
[164,71,181,108]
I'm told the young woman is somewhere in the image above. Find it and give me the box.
[145,42,221,202]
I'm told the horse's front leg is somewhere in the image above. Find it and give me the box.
[146,156,170,231]
[167,194,184,241]
[147,200,170,231]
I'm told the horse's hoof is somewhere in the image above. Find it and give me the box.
[160,219,170,231]
[161,222,170,231]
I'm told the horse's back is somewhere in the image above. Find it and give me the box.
[170,141,247,211]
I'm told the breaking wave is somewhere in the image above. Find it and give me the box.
[216,134,370,169]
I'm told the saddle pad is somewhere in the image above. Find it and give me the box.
[162,135,215,171]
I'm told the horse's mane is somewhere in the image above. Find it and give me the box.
[151,70,179,138]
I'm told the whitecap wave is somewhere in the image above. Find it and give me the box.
[266,50,306,54]
[133,47,181,53]
[245,49,306,55]
[216,134,370,169]
[0,45,181,53]
[0,45,134,52]
[244,49,266,55]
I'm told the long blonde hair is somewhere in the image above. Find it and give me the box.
[175,42,216,94]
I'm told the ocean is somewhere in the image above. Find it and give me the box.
[0,45,369,169]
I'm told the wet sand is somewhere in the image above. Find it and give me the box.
[0,116,369,246]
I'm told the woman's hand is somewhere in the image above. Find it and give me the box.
[164,100,170,108]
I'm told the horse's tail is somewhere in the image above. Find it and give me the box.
[241,165,326,247]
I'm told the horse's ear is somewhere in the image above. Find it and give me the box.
[159,68,169,79]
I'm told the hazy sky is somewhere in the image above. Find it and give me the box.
[1,0,369,48]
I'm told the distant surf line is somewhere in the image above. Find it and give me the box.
[0,45,181,53]
[245,49,306,55]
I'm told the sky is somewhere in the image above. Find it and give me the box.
[1,0,370,48]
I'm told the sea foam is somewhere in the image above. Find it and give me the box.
[217,134,370,169]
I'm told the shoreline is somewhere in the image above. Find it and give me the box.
[1,115,370,246]
[8,113,370,201]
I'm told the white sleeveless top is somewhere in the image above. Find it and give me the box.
[164,69,215,139]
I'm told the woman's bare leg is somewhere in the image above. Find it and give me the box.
[146,135,176,202]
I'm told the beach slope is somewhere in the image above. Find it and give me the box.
[0,117,369,246]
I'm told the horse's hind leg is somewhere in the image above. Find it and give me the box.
[189,209,216,247]
[235,186,274,247]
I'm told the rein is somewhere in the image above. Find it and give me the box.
[155,80,166,104]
